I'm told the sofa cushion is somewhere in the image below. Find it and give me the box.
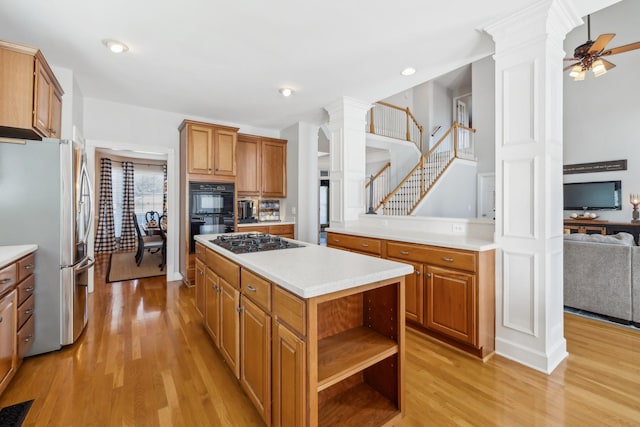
[563,232,636,246]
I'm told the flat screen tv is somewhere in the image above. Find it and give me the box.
[563,180,622,211]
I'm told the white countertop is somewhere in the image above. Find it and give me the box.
[0,245,38,268]
[195,234,412,299]
[237,221,295,227]
[325,225,497,251]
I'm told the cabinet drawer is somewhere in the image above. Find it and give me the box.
[18,314,35,359]
[387,242,476,272]
[268,224,294,236]
[195,242,206,260]
[241,268,271,311]
[326,233,381,255]
[240,225,268,233]
[273,287,306,336]
[207,249,240,288]
[18,294,34,329]
[17,253,35,281]
[0,263,17,297]
[17,275,35,306]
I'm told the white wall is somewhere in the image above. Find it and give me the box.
[472,56,496,175]
[563,0,640,222]
[282,123,299,232]
[412,160,477,217]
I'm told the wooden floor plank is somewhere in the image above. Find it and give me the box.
[2,253,639,425]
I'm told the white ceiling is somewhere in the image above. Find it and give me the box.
[0,0,622,131]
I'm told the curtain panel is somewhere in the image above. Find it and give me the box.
[120,161,136,250]
[95,158,116,253]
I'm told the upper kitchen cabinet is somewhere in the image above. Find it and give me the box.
[179,120,239,180]
[237,133,287,198]
[0,40,64,140]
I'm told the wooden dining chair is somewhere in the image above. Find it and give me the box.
[158,214,167,271]
[133,213,164,267]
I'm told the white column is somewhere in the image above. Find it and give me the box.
[297,122,320,243]
[324,97,370,225]
[485,0,581,373]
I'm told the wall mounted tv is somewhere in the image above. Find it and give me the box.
[563,180,622,211]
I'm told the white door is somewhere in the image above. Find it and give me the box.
[477,173,496,219]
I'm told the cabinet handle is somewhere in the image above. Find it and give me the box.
[426,273,432,278]
[415,270,420,276]
[25,264,35,270]
[24,335,33,342]
[333,239,340,243]
[24,308,34,315]
[199,270,204,276]
[246,285,257,292]
[0,278,11,284]
[236,306,243,312]
[361,243,369,247]
[442,257,454,262]
[399,251,409,255]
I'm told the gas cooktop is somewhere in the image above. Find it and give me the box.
[209,233,304,254]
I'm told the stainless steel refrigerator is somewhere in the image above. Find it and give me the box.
[0,138,93,355]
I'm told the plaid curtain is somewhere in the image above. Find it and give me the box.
[162,163,167,218]
[120,161,136,250]
[95,158,116,253]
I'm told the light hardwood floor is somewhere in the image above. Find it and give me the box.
[2,254,639,426]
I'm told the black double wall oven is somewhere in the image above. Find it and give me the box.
[189,182,235,253]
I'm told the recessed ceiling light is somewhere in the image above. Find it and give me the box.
[279,87,294,97]
[102,39,129,54]
[401,67,416,76]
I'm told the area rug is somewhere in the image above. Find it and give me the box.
[106,250,165,283]
[0,399,33,427]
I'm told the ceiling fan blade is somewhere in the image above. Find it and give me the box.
[588,33,615,53]
[564,62,580,72]
[602,41,640,56]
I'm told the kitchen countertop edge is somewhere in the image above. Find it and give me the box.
[194,235,412,299]
[237,221,295,227]
[0,244,38,269]
[325,226,498,251]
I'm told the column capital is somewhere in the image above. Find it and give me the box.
[324,96,371,129]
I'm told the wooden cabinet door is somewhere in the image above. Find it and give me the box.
[195,258,206,317]
[50,89,62,138]
[389,259,423,324]
[425,265,476,346]
[219,278,240,379]
[214,128,237,176]
[237,135,260,195]
[34,59,52,137]
[240,296,271,424]
[0,290,17,394]
[261,139,286,198]
[205,268,220,347]
[187,124,213,174]
[272,322,305,427]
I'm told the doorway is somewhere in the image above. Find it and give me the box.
[319,179,329,245]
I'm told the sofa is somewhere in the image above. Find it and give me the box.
[563,232,640,324]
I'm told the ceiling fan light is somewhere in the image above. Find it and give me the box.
[592,59,607,77]
[573,70,586,81]
[569,65,583,78]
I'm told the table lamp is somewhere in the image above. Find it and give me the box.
[630,194,640,222]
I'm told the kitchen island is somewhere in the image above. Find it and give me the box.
[194,233,412,427]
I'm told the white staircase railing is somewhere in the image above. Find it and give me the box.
[378,123,476,216]
[366,102,423,152]
[365,162,391,212]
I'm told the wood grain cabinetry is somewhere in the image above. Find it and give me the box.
[328,232,495,359]
[205,267,221,346]
[179,120,239,286]
[0,251,36,396]
[194,256,206,317]
[238,223,294,239]
[272,321,305,427]
[219,278,241,379]
[237,134,287,198]
[0,40,63,140]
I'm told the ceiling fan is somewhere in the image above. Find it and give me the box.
[564,15,640,81]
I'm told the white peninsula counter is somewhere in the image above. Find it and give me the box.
[193,234,411,427]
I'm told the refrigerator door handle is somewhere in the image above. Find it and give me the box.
[75,257,95,274]
[79,159,94,246]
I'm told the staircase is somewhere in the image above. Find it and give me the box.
[365,102,476,216]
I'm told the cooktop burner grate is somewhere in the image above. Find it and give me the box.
[209,233,304,254]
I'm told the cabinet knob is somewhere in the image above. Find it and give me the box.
[415,270,420,276]
[426,273,432,278]
[236,306,243,312]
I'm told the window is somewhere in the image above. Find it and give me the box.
[111,162,165,237]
